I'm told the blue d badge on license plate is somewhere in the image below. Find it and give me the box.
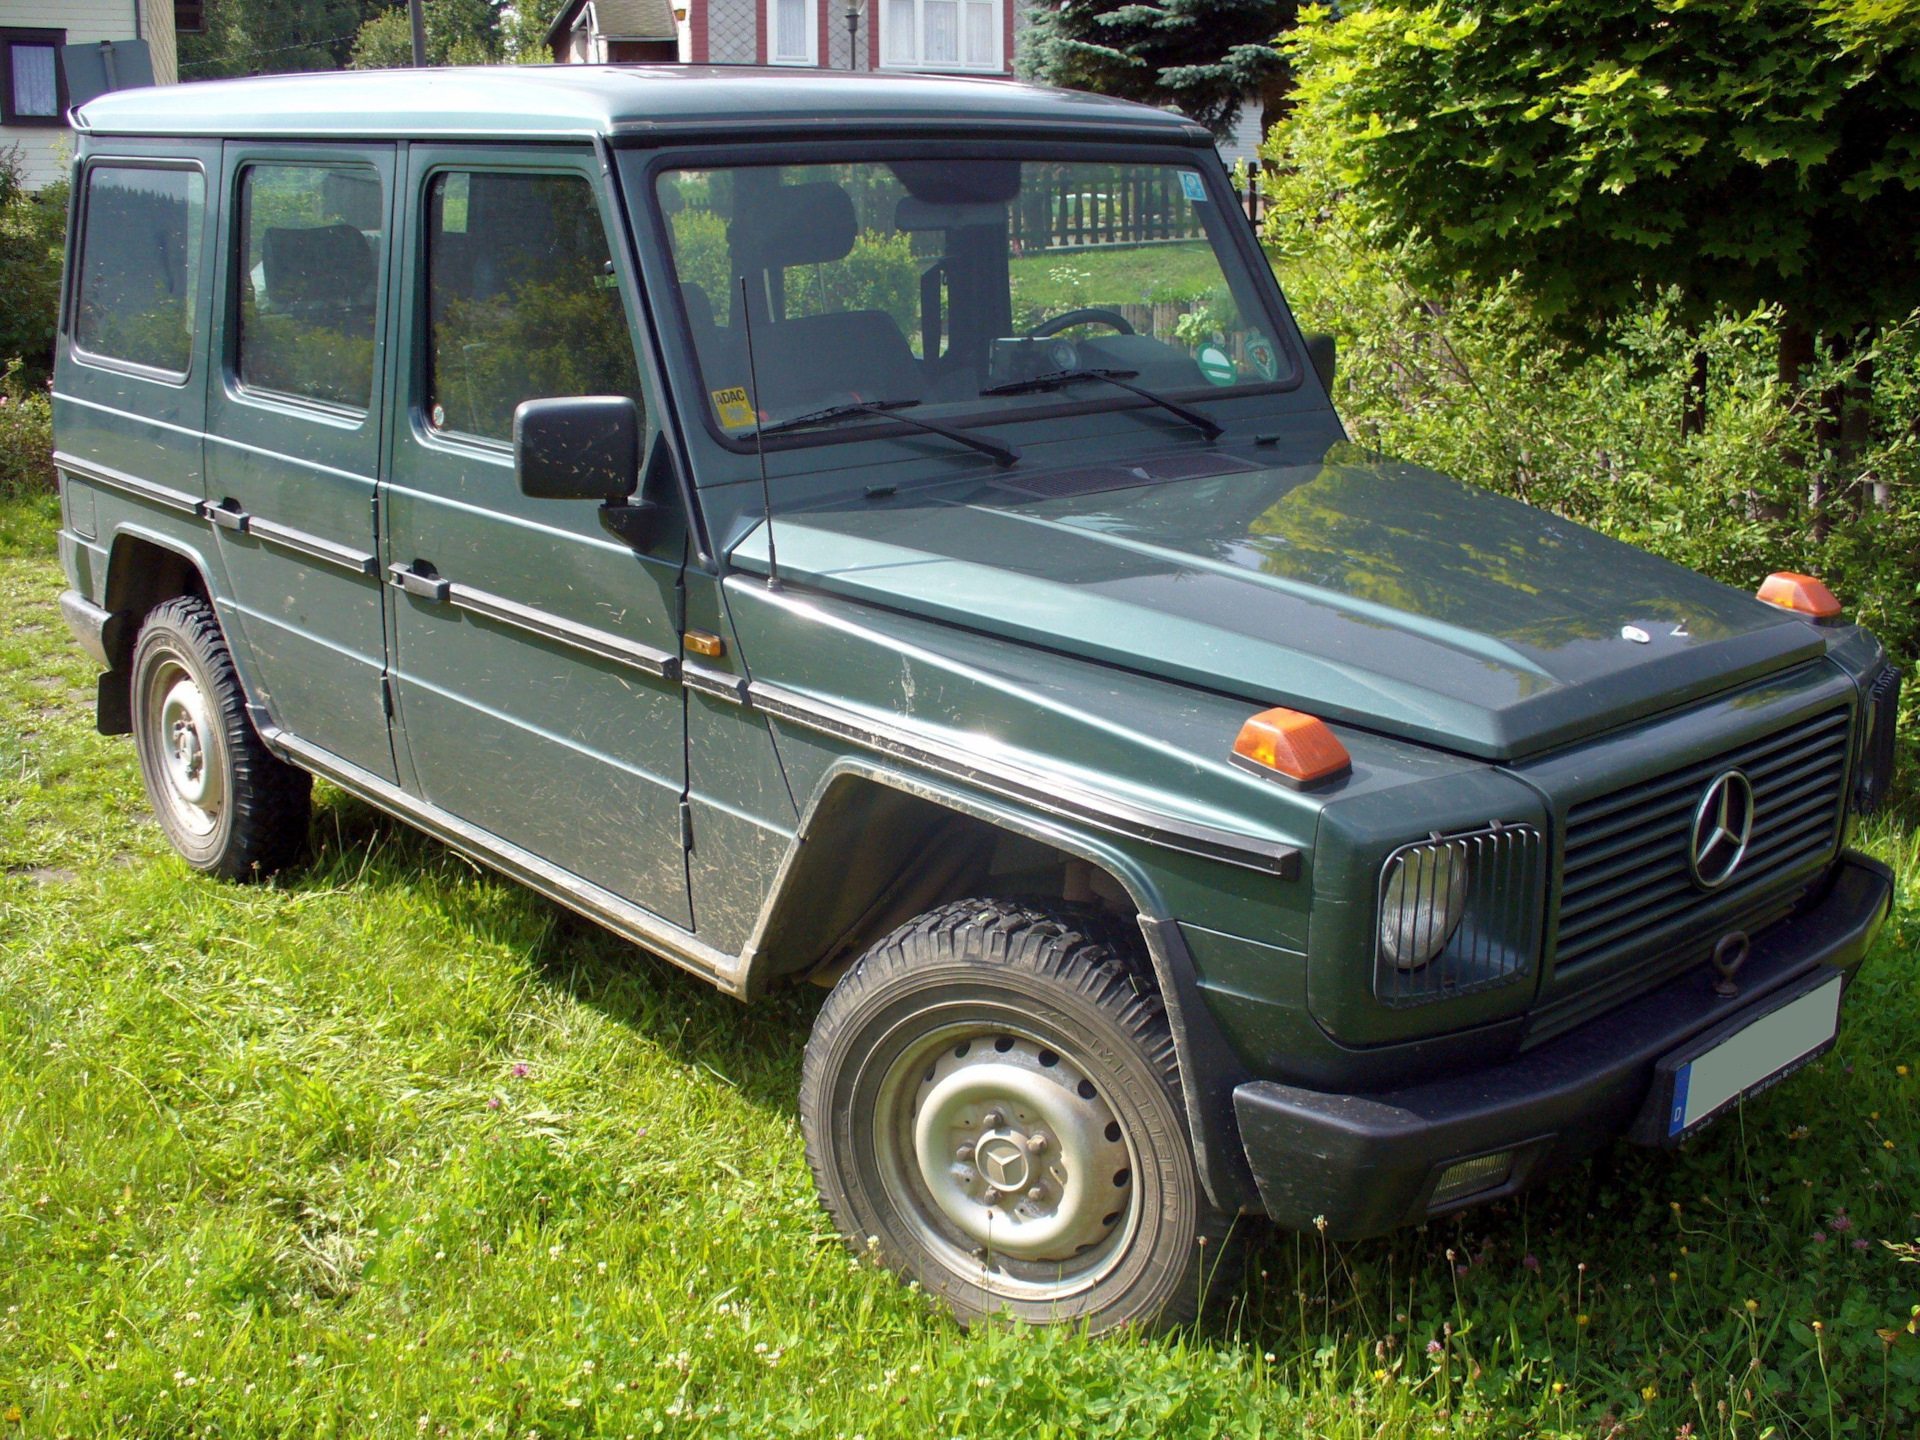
[1654,970,1842,1143]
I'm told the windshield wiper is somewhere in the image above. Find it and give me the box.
[761,399,1019,468]
[980,368,1223,442]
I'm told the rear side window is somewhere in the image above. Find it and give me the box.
[73,165,205,376]
[425,170,641,443]
[237,164,383,410]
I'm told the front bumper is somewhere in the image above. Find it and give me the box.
[1234,851,1893,1237]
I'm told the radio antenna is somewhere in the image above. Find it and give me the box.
[739,274,780,591]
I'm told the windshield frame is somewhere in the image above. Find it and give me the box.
[627,137,1306,459]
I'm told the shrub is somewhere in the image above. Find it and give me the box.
[0,145,68,383]
[1263,115,1920,742]
[0,357,54,498]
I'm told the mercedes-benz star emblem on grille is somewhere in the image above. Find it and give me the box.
[1689,769,1754,890]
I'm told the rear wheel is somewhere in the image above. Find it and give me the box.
[800,899,1238,1331]
[130,595,310,880]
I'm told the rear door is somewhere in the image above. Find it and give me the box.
[380,145,691,926]
[56,142,219,532]
[203,144,398,780]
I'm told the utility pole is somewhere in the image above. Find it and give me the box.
[409,0,428,66]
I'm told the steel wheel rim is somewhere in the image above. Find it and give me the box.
[874,1020,1140,1303]
[145,658,223,838]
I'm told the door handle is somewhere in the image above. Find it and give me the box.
[207,498,250,533]
[389,562,450,603]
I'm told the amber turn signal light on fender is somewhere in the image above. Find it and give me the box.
[1231,706,1351,788]
[1756,571,1842,619]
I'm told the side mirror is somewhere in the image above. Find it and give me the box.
[513,395,638,501]
[1303,332,1337,396]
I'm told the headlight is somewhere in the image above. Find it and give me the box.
[1379,839,1469,969]
[1375,825,1544,1006]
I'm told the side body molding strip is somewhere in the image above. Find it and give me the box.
[55,451,204,518]
[446,582,681,680]
[747,679,1302,879]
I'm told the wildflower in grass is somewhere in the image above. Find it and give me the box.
[1427,1339,1442,1355]
[1854,1239,1871,1250]
[1576,1314,1589,1327]
[1642,1385,1658,1400]
[1900,1065,1910,1077]
[1813,1231,1827,1243]
[1523,1254,1539,1270]
[1745,1299,1759,1312]
[487,1097,501,1110]
[511,1063,530,1079]
[1669,1271,1678,1281]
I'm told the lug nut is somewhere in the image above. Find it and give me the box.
[982,1110,1003,1129]
[1027,1186,1045,1201]
[1026,1131,1048,1153]
[983,1187,1000,1203]
[956,1143,974,1161]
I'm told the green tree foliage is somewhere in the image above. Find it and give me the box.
[180,0,393,78]
[351,0,554,66]
[0,150,66,382]
[1281,0,1920,341]
[1018,0,1296,137]
[1264,113,1920,735]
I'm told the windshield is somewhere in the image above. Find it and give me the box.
[653,158,1290,439]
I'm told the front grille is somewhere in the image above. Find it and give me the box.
[1554,707,1851,975]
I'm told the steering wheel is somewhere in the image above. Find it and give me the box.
[1028,307,1136,338]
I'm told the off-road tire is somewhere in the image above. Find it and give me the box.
[800,898,1240,1332]
[129,595,310,880]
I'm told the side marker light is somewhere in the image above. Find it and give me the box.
[1231,707,1351,788]
[1756,571,1841,619]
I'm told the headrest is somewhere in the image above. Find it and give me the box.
[261,223,374,308]
[728,182,856,270]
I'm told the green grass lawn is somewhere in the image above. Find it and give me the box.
[4,490,1920,1438]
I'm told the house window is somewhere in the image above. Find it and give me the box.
[175,0,205,36]
[881,0,998,71]
[2,29,65,126]
[769,0,818,64]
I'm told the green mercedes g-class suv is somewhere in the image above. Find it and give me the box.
[53,66,1899,1333]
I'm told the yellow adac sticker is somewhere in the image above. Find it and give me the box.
[711,386,755,429]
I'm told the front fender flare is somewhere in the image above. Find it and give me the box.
[740,754,1260,1212]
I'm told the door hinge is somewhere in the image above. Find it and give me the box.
[679,798,694,853]
[380,673,395,718]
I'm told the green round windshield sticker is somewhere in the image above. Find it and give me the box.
[1197,344,1237,386]
[1246,336,1279,381]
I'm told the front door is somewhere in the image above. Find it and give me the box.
[204,144,398,780]
[381,146,691,927]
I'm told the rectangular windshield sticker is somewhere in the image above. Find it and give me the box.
[1179,171,1207,202]
[711,386,755,429]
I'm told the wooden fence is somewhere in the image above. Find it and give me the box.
[1006,163,1269,252]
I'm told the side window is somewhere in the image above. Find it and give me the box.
[425,170,642,443]
[73,165,205,376]
[236,164,383,410]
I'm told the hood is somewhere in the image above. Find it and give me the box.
[728,454,1830,760]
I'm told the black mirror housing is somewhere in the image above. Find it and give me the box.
[1303,332,1337,396]
[513,395,639,501]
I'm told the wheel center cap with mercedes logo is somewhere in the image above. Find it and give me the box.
[1689,769,1754,889]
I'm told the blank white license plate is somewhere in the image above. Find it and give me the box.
[1667,974,1842,1138]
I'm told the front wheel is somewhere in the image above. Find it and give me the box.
[799,899,1237,1331]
